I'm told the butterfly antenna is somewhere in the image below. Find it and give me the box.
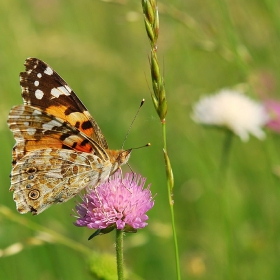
[131,143,151,150]
[127,163,134,173]
[122,99,145,149]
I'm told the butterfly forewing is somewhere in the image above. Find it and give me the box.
[7,105,108,166]
[20,57,108,148]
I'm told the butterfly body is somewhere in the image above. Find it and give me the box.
[7,58,131,215]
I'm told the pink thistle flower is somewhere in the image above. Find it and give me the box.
[264,100,280,132]
[74,171,154,234]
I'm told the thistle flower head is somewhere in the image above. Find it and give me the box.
[192,89,269,141]
[74,171,154,233]
[264,99,280,133]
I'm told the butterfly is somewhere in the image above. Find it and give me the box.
[7,58,131,215]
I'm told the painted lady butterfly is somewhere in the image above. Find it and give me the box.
[7,58,131,215]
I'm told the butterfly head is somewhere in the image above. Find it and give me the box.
[107,149,132,175]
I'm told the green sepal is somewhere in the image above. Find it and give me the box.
[88,225,116,240]
[87,223,137,240]
[123,225,137,233]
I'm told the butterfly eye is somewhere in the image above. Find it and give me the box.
[28,189,40,200]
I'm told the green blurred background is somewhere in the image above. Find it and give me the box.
[1,0,280,279]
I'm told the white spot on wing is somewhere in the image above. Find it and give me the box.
[44,67,53,75]
[33,109,42,115]
[50,88,61,98]
[46,172,63,179]
[35,89,44,100]
[37,73,42,78]
[34,81,39,86]
[24,122,29,126]
[42,120,60,131]
[65,85,72,93]
[50,86,71,98]
[59,86,71,96]
[27,127,36,135]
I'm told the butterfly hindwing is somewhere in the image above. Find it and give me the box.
[10,148,111,214]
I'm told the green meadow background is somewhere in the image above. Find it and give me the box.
[1,0,280,279]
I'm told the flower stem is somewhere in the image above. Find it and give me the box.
[219,130,233,174]
[218,130,235,279]
[116,229,124,280]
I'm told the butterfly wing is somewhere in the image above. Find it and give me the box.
[7,105,108,167]
[10,148,112,215]
[20,57,108,149]
[7,58,130,215]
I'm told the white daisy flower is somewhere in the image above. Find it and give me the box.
[191,89,269,141]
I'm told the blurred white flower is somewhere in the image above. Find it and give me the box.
[192,89,269,141]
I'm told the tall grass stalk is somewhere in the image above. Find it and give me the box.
[141,1,181,279]
[0,205,91,255]
[216,0,250,78]
[264,0,280,38]
[215,1,254,277]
